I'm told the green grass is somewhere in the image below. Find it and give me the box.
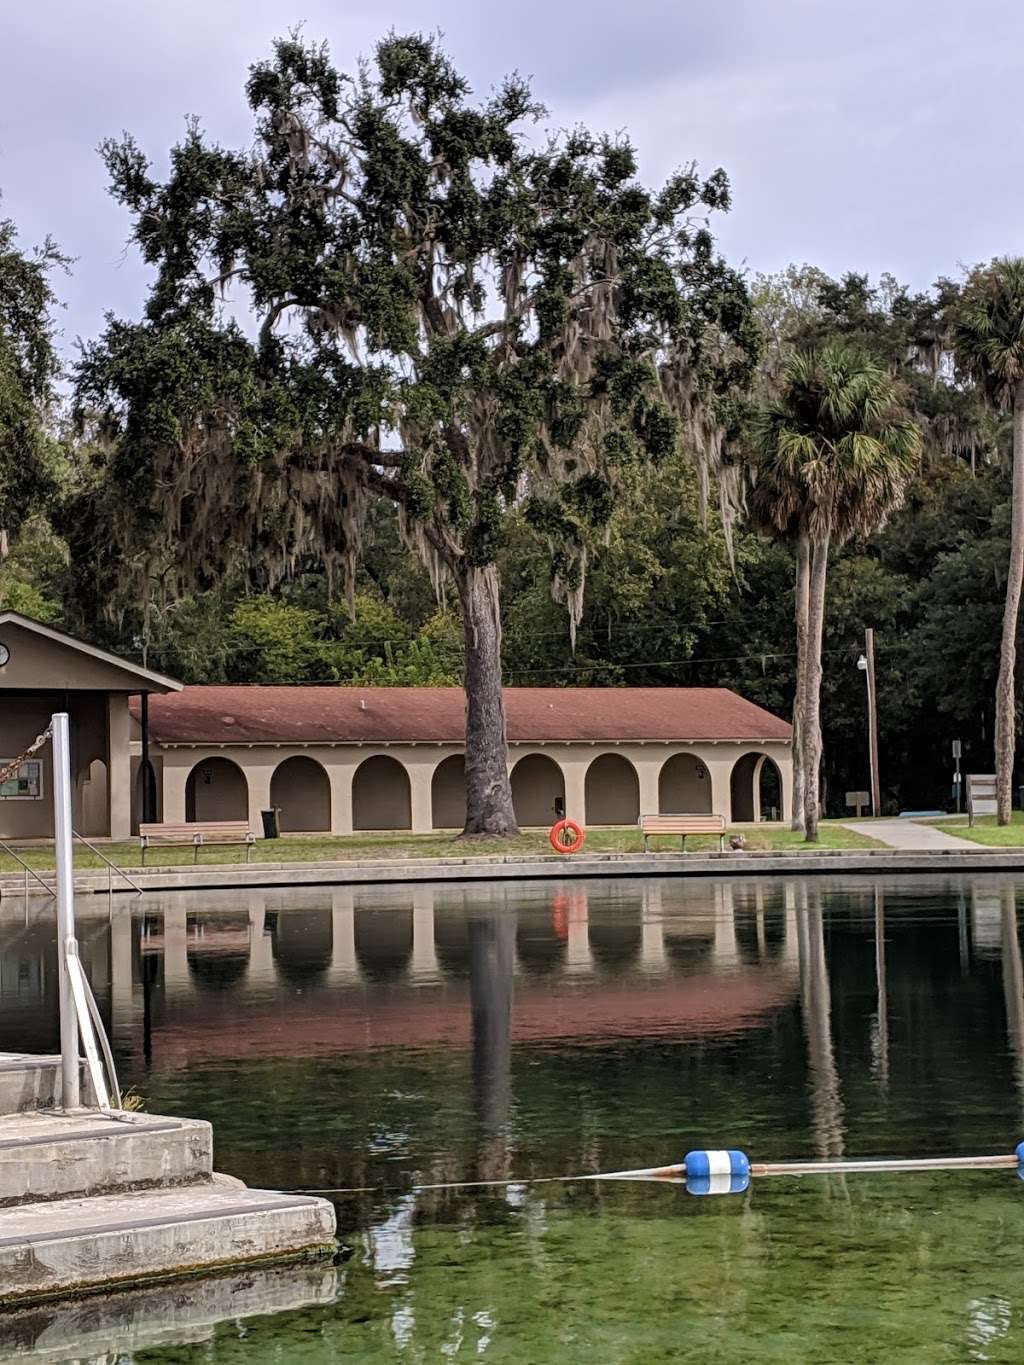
[931,811,1024,846]
[0,820,883,874]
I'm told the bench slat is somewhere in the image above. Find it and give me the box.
[139,821,255,865]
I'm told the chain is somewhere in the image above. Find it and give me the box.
[0,727,53,789]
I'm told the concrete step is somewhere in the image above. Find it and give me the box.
[0,1184,337,1305]
[0,1055,65,1115]
[0,1111,212,1205]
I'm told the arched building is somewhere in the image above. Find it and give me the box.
[0,611,793,839]
[134,684,793,834]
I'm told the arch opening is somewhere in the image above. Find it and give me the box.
[730,752,784,823]
[585,753,639,825]
[271,755,331,833]
[185,757,249,824]
[658,753,713,814]
[352,755,412,831]
[431,754,466,830]
[510,754,565,827]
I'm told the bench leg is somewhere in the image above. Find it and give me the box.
[719,835,725,852]
[681,835,687,852]
[246,842,252,864]
[193,843,199,864]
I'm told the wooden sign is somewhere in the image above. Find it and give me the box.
[846,790,870,817]
[967,774,997,826]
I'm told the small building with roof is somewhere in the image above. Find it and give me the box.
[0,611,792,839]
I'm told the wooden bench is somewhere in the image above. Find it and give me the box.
[638,813,727,853]
[139,821,256,865]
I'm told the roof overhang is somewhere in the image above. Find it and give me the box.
[0,612,183,693]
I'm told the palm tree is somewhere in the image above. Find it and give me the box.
[752,346,921,840]
[952,259,1024,824]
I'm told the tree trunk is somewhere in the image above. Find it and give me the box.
[457,562,519,836]
[995,384,1024,824]
[791,533,810,833]
[802,534,830,842]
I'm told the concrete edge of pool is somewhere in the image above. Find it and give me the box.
[3,847,1024,899]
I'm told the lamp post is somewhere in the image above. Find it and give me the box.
[857,628,881,817]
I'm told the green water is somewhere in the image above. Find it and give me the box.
[4,873,1024,1362]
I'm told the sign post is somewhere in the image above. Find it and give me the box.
[952,739,962,815]
[846,790,870,819]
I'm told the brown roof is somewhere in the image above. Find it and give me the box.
[134,686,791,746]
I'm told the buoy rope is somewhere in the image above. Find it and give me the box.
[284,1151,1022,1196]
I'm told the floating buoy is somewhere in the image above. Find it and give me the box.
[549,818,585,854]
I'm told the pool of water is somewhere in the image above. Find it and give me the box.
[4,873,1024,1362]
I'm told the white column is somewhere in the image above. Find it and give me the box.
[634,758,661,817]
[246,760,276,836]
[162,759,190,823]
[107,694,132,840]
[407,755,434,834]
[328,761,355,835]
[704,755,735,824]
[560,755,588,826]
[775,750,794,824]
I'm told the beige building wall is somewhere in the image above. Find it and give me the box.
[149,737,792,838]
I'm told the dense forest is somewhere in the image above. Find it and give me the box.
[0,35,1020,822]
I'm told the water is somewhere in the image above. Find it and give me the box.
[4,873,1024,1362]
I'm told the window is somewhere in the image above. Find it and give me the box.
[0,760,43,800]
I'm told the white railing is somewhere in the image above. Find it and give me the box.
[52,712,123,1112]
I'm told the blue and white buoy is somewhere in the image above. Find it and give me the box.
[684,1149,750,1196]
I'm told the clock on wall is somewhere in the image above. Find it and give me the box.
[0,644,9,667]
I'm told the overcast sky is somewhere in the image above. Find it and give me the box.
[4,0,1024,355]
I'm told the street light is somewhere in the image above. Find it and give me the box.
[857,631,881,816]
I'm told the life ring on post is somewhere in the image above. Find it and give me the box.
[549,818,586,854]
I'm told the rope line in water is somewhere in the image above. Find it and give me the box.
[283,1147,1024,1198]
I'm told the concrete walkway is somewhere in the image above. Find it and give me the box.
[839,819,971,850]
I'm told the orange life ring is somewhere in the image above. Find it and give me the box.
[549,818,586,854]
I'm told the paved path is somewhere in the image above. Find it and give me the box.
[839,819,971,850]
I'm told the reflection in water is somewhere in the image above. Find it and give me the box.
[6,874,1024,1360]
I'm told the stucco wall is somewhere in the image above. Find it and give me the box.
[270,756,331,832]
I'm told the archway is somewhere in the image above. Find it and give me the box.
[658,753,713,814]
[352,755,412,831]
[271,756,331,833]
[585,753,640,825]
[80,758,108,838]
[730,752,784,823]
[185,757,248,823]
[431,754,466,829]
[510,754,565,827]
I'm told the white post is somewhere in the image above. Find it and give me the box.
[52,712,80,1108]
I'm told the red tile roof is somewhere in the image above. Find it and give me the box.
[135,686,791,746]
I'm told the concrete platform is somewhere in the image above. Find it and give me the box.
[0,1056,63,1115]
[0,1111,211,1205]
[0,1184,336,1306]
[0,1259,338,1361]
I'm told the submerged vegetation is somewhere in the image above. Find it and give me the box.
[2,33,1024,824]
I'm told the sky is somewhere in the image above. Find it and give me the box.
[4,0,1024,355]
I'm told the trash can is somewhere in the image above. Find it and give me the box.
[261,808,281,839]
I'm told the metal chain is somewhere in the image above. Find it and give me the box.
[0,727,53,788]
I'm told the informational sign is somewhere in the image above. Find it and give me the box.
[846,790,870,816]
[966,774,997,825]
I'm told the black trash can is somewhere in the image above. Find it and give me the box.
[261,807,281,839]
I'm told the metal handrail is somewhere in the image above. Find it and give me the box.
[73,831,143,896]
[0,837,56,899]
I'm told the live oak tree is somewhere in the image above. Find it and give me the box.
[952,259,1024,824]
[76,32,755,835]
[0,215,65,563]
[752,346,921,839]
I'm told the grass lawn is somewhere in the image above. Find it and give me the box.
[932,812,1024,847]
[0,821,883,874]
